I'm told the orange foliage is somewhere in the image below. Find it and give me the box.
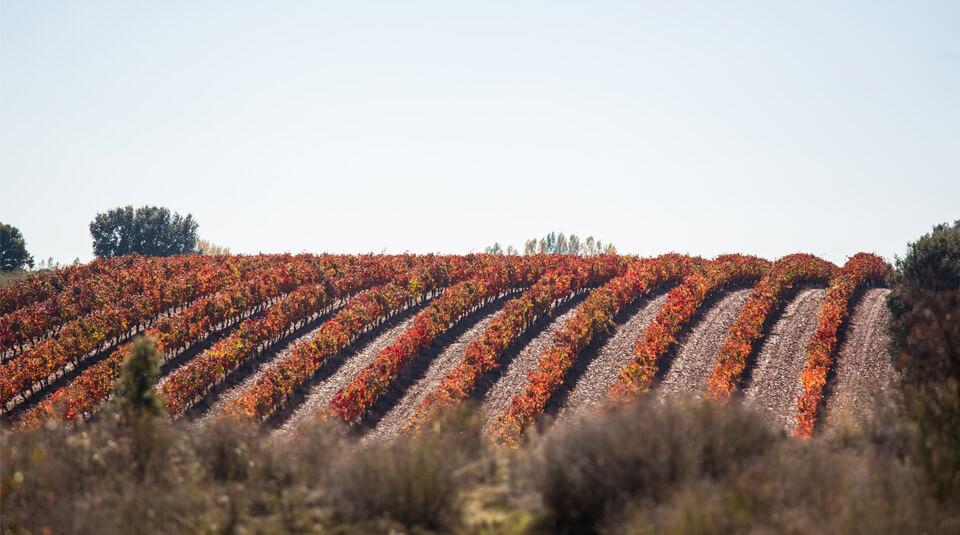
[794,253,889,438]
[706,254,837,402]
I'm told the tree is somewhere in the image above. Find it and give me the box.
[888,220,960,387]
[114,336,165,422]
[1,223,34,272]
[885,221,960,504]
[90,205,198,257]
[485,242,504,255]
[493,232,618,256]
[112,336,167,482]
[195,239,231,255]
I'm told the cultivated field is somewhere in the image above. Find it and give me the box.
[0,252,894,440]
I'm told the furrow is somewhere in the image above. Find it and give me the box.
[553,292,670,422]
[272,309,424,437]
[655,288,753,400]
[821,289,898,429]
[478,298,587,427]
[366,306,502,439]
[742,288,826,430]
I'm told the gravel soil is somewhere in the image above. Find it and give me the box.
[742,288,826,431]
[272,307,425,438]
[362,305,505,440]
[551,292,670,422]
[477,296,589,429]
[821,288,898,429]
[186,308,345,427]
[655,289,753,401]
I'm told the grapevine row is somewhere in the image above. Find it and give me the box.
[608,255,770,403]
[325,256,551,424]
[706,254,837,401]
[14,254,356,426]
[0,254,329,409]
[406,255,627,432]
[159,256,418,416]
[225,256,478,422]
[0,256,139,316]
[794,253,889,437]
[1,255,226,354]
[490,254,701,443]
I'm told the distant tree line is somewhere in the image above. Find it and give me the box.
[486,232,617,256]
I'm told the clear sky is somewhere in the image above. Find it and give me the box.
[2,1,957,266]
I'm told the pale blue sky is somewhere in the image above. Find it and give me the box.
[1,1,957,265]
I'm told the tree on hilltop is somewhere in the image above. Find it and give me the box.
[90,205,198,258]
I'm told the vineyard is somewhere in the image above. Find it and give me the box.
[0,252,896,440]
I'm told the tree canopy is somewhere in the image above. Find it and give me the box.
[893,220,960,292]
[887,220,960,387]
[1,223,35,272]
[90,205,199,258]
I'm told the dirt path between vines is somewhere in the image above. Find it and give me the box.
[188,313,342,428]
[821,288,898,430]
[552,292,670,422]
[364,309,502,439]
[478,297,588,429]
[742,288,825,431]
[655,289,753,401]
[272,313,421,438]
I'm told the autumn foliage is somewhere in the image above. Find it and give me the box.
[1,251,896,443]
[794,253,890,438]
[491,254,701,443]
[608,255,770,404]
[406,255,626,431]
[325,256,551,424]
[706,254,837,402]
[14,254,340,425]
[0,255,301,409]
[159,257,410,416]
[224,256,479,422]
[0,256,218,354]
[0,257,139,316]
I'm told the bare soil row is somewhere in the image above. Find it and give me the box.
[177,286,901,437]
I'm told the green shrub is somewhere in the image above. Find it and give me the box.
[113,336,164,422]
[885,221,960,507]
[888,220,960,386]
[891,220,960,292]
